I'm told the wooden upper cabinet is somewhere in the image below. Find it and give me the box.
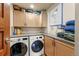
[26,12,42,27]
[13,10,26,27]
[14,10,47,27]
[26,12,35,27]
[34,13,42,27]
[44,36,55,56]
[55,40,74,56]
[13,11,42,27]
[41,11,47,27]
[13,10,47,27]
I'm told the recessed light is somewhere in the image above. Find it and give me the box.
[30,4,34,9]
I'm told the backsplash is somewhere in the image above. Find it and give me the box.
[11,27,47,36]
[10,26,47,36]
[47,25,64,36]
[21,27,44,34]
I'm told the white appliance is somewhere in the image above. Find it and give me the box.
[10,37,29,56]
[30,35,44,56]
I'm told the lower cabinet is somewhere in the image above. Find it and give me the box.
[55,40,74,56]
[44,36,55,56]
[44,36,74,56]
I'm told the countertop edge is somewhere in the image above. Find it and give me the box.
[43,33,75,46]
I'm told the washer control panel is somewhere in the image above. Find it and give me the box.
[10,37,21,42]
[23,38,28,40]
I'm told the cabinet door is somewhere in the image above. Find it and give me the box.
[26,12,42,27]
[13,10,26,27]
[26,13,35,27]
[55,40,74,56]
[41,11,47,27]
[44,36,55,56]
[34,14,42,27]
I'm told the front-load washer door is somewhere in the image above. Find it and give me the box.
[31,40,43,52]
[10,42,27,56]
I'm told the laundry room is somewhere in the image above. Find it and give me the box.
[0,3,76,56]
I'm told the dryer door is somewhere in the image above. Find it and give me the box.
[10,42,27,56]
[31,40,43,52]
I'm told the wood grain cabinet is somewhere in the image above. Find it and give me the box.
[44,36,55,56]
[13,10,47,27]
[26,12,47,27]
[41,11,47,27]
[44,36,74,56]
[13,10,26,27]
[34,13,42,27]
[26,12,42,27]
[55,40,74,56]
[26,12,34,27]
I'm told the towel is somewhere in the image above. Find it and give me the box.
[64,25,75,32]
[66,20,75,26]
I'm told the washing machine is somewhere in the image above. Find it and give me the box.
[30,35,44,56]
[10,37,29,56]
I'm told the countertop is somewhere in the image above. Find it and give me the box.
[10,33,75,46]
[43,33,75,46]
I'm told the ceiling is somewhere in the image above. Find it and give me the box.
[13,3,54,11]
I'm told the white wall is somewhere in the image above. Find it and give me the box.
[63,3,75,25]
[75,3,79,56]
